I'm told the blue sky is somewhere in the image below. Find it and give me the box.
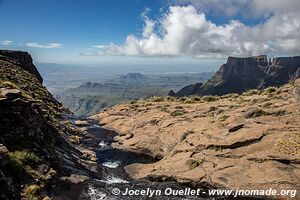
[0,0,162,63]
[0,0,299,65]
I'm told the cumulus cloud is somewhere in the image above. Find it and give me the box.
[26,42,62,48]
[173,0,300,18]
[87,2,300,58]
[0,40,13,46]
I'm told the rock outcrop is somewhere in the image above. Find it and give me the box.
[94,81,300,198]
[173,55,300,96]
[0,51,97,199]
[0,50,43,83]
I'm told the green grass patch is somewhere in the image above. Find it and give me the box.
[8,150,39,166]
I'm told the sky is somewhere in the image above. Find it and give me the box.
[0,0,299,65]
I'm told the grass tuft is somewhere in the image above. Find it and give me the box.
[170,109,186,117]
[186,159,200,170]
[0,81,19,89]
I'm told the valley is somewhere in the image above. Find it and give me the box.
[54,72,214,116]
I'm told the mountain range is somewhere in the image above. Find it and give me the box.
[171,55,300,97]
[56,72,213,116]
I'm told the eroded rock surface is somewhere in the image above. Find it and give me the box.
[93,81,300,197]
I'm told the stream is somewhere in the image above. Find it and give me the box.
[72,119,262,200]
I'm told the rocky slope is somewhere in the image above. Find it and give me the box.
[0,50,43,83]
[93,80,300,198]
[172,55,300,96]
[0,50,97,199]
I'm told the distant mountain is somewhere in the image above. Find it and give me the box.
[172,55,300,97]
[118,73,147,85]
[57,72,214,116]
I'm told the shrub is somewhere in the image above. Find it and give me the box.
[208,106,217,112]
[222,93,239,99]
[243,89,260,96]
[24,184,42,199]
[218,115,230,122]
[272,110,286,116]
[191,96,201,101]
[276,132,300,155]
[158,105,168,112]
[244,108,287,118]
[260,102,272,108]
[244,108,268,118]
[264,87,277,94]
[186,159,199,170]
[184,99,194,104]
[202,95,218,102]
[236,97,249,104]
[179,97,187,102]
[170,109,186,117]
[250,99,260,104]
[166,96,175,101]
[130,100,137,104]
[151,97,165,102]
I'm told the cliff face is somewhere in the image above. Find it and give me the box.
[173,55,300,96]
[0,50,43,83]
[0,51,97,199]
[261,56,300,88]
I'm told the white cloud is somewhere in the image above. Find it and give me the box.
[87,5,299,58]
[85,0,300,58]
[92,45,105,49]
[26,42,62,48]
[173,0,300,18]
[0,40,13,46]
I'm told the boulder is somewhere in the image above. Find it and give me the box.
[60,174,89,185]
[74,120,89,126]
[0,88,21,99]
[0,144,9,158]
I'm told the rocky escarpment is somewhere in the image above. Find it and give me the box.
[94,80,300,198]
[0,50,43,83]
[0,50,97,199]
[172,55,300,96]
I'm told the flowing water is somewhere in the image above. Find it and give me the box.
[73,120,263,200]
